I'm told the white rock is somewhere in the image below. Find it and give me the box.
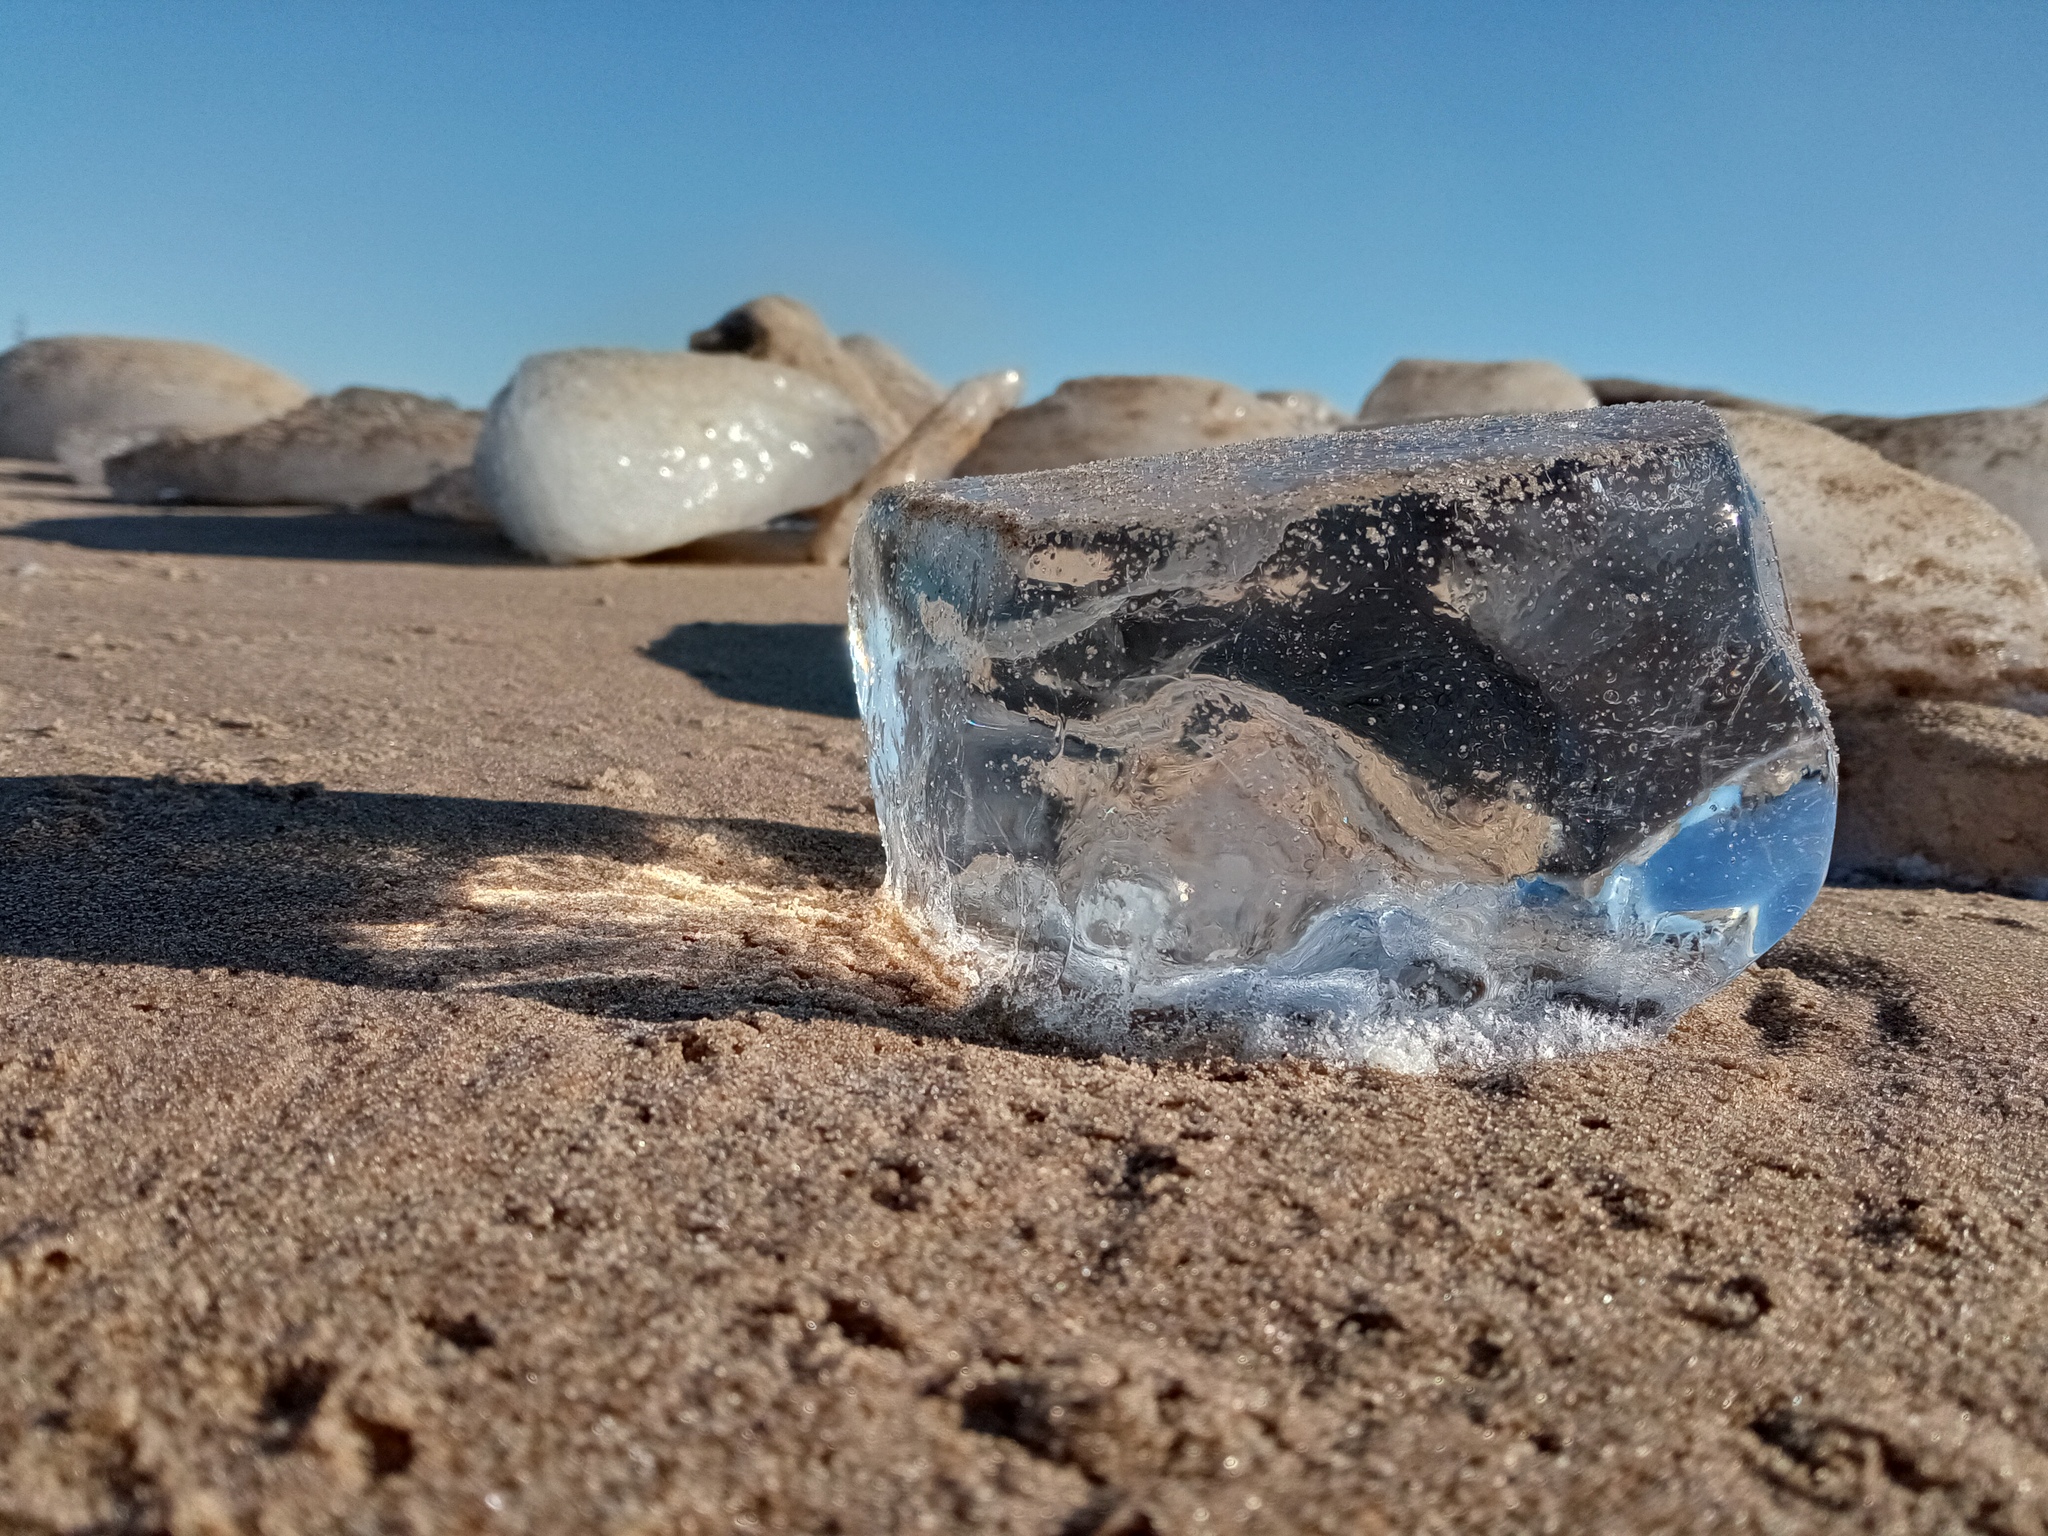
[1818,404,2048,559]
[104,388,481,507]
[1722,409,2048,710]
[474,349,880,563]
[954,375,1311,476]
[1356,359,1596,426]
[0,336,308,460]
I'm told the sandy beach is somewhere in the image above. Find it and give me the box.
[5,459,2048,1533]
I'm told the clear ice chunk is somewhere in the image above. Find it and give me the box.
[849,403,1836,1068]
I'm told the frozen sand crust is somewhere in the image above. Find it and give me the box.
[4,894,2048,1534]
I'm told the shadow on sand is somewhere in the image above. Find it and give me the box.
[3,506,520,564]
[644,622,859,719]
[0,775,977,1036]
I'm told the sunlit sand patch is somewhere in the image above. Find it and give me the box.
[346,829,971,1026]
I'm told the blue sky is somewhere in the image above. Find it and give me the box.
[2,1,2043,415]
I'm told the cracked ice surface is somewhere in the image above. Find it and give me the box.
[849,403,1836,1069]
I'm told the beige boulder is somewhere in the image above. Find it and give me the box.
[841,333,944,429]
[1591,376,1815,418]
[954,375,1309,476]
[1831,702,2048,897]
[1356,358,1595,426]
[104,388,482,507]
[1722,409,2048,710]
[689,295,918,447]
[53,424,165,488]
[409,464,494,524]
[1818,404,2048,560]
[1258,389,1353,432]
[807,369,1024,566]
[0,336,308,461]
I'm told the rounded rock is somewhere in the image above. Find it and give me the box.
[1831,701,2048,897]
[1722,408,2048,710]
[1818,404,2048,559]
[955,375,1311,476]
[840,333,944,428]
[474,349,880,563]
[0,336,308,461]
[1258,389,1354,433]
[104,388,481,507]
[409,464,494,524]
[1592,376,1815,418]
[1357,359,1596,426]
[688,295,914,446]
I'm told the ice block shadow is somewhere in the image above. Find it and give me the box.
[0,774,1949,1063]
[3,507,518,564]
[644,622,859,719]
[0,775,971,1039]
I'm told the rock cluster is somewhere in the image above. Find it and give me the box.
[473,297,1014,562]
[688,294,930,450]
[0,314,2040,900]
[1818,403,2048,558]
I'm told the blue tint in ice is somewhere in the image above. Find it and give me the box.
[1601,774,1837,956]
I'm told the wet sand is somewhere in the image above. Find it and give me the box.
[4,459,2047,1534]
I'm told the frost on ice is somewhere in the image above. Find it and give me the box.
[849,403,1836,1069]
